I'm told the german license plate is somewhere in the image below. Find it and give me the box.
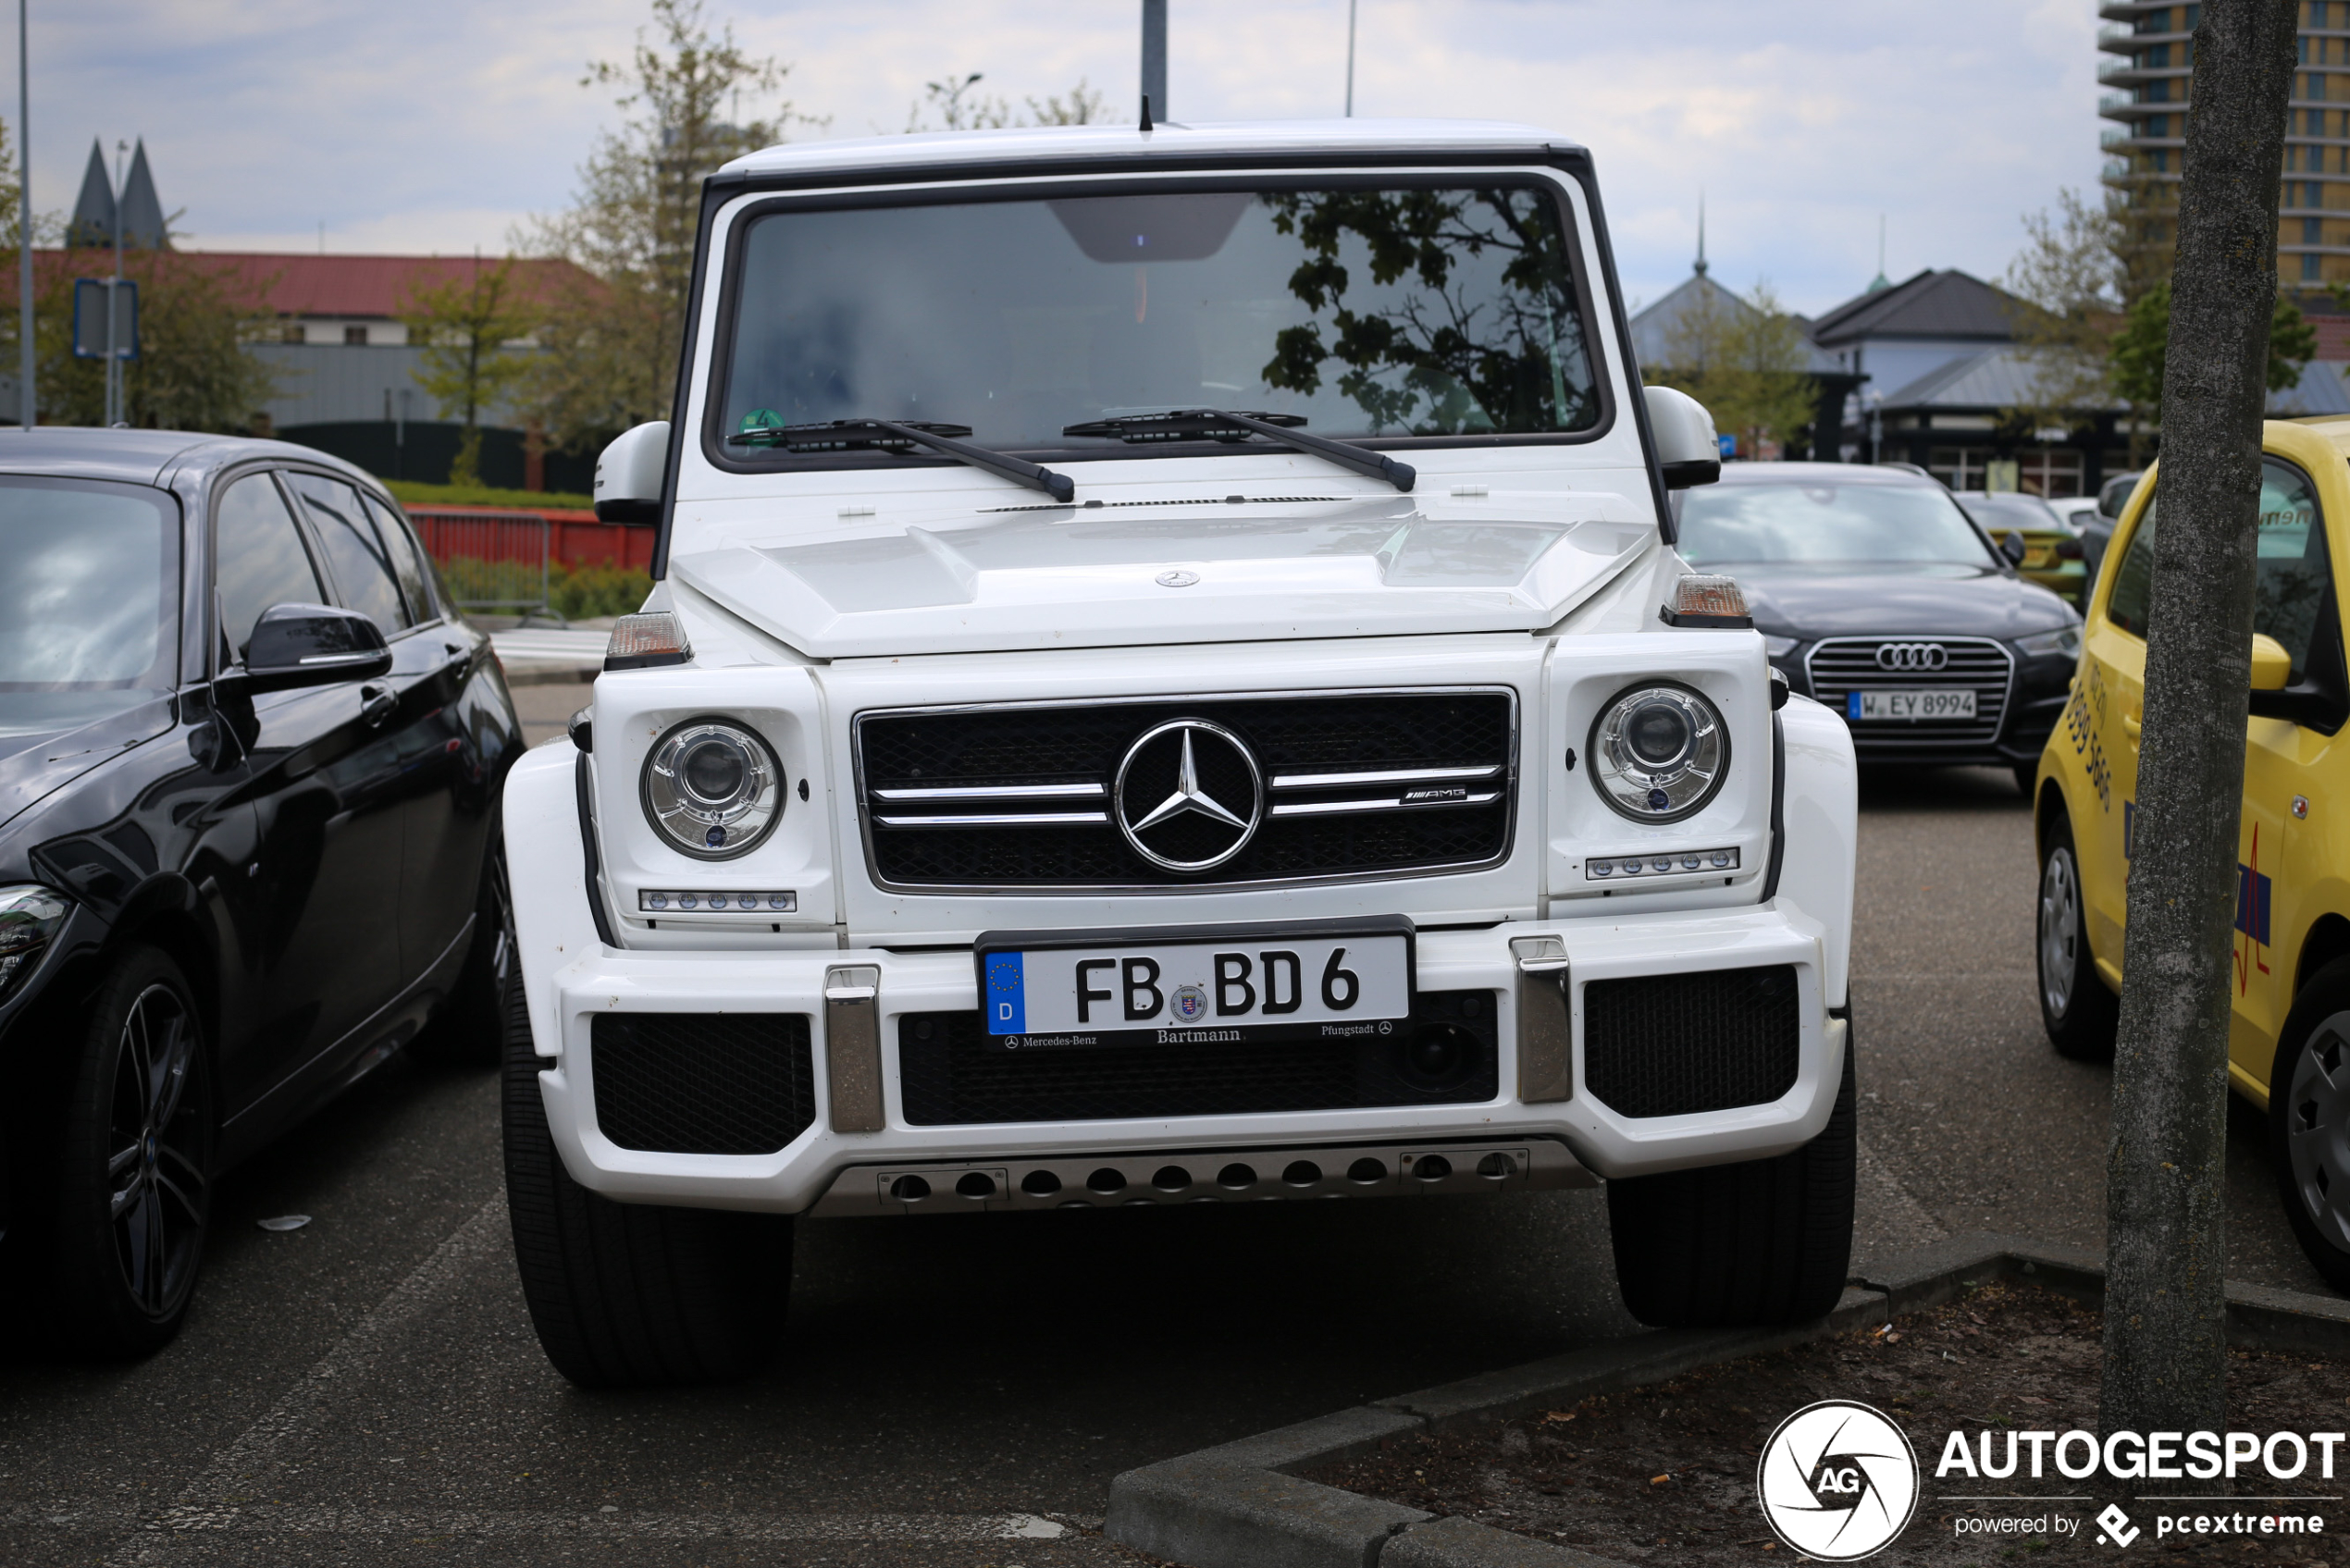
[974,918,1415,1050]
[1848,689,1975,722]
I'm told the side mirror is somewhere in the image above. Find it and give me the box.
[2251,632,2292,693]
[594,421,671,525]
[1644,385,1721,489]
[1998,531,2028,566]
[238,602,392,692]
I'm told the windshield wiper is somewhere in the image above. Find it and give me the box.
[1061,408,1416,493]
[731,417,1074,503]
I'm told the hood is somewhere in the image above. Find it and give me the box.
[1729,562,2077,642]
[669,494,1658,658]
[0,697,175,838]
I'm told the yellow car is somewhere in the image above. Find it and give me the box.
[2033,419,2350,1287]
[1955,490,2089,605]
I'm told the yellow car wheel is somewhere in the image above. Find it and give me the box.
[2036,813,2117,1061]
[2270,959,2350,1293]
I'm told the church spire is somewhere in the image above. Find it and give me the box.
[1694,191,1708,278]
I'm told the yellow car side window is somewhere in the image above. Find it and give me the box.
[2107,508,2156,638]
[2099,459,2333,682]
[2256,463,2328,681]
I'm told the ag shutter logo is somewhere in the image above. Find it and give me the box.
[1758,1400,1921,1560]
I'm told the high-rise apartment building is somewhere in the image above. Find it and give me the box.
[2098,1,2344,290]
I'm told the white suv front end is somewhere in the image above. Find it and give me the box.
[499,119,1859,1389]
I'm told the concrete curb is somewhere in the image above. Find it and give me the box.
[1105,1235,2350,1568]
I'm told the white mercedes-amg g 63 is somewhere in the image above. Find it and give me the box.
[500,118,1860,1388]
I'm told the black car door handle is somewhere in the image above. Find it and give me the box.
[360,683,398,728]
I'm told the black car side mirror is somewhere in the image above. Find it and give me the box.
[235,602,392,692]
[1999,532,2028,566]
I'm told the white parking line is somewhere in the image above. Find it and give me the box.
[111,1194,511,1563]
[105,1193,1071,1561]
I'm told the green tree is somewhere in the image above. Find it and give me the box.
[1645,279,1817,457]
[904,72,1108,130]
[523,0,814,454]
[399,257,539,486]
[2003,188,2126,449]
[37,259,279,433]
[2108,278,2314,439]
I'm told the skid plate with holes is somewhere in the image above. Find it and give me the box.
[805,1138,1593,1217]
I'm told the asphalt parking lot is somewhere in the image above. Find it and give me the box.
[0,765,2326,1566]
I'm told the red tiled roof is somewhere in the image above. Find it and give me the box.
[7,250,600,318]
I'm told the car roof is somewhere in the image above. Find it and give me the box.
[0,426,388,493]
[2285,415,2350,452]
[721,118,1580,183]
[1708,461,1941,487]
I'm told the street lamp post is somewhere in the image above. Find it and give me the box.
[1345,0,1358,117]
[1141,0,1166,121]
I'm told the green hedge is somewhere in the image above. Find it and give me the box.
[439,557,651,621]
[387,479,597,512]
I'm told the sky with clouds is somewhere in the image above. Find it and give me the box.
[23,0,2100,317]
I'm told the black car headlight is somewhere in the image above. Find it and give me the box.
[1589,683,1729,823]
[0,884,70,1000]
[640,718,784,859]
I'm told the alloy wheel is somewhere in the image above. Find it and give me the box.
[2038,846,2082,1019]
[105,982,209,1320]
[2289,1013,2350,1251]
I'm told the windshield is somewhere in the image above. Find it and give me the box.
[1676,480,1998,568]
[0,476,179,738]
[714,182,1602,458]
[1958,493,2064,532]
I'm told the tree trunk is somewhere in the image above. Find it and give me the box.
[2102,0,2295,1438]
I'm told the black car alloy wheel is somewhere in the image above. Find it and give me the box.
[55,946,215,1354]
[106,982,209,1315]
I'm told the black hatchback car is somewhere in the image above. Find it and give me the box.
[0,430,521,1355]
[1675,461,2082,792]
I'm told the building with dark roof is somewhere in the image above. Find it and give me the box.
[1626,238,1863,461]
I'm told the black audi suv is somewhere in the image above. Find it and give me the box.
[0,429,522,1356]
[1676,461,2082,793]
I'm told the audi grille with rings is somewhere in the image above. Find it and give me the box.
[1676,460,2082,795]
[500,119,1861,1389]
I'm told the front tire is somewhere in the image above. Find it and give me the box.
[1607,1030,1856,1327]
[51,946,214,1358]
[2036,812,2118,1060]
[501,962,792,1388]
[2269,958,2350,1294]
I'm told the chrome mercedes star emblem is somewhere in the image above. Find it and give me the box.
[1113,719,1264,872]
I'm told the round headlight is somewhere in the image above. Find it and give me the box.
[640,718,784,859]
[1588,683,1728,823]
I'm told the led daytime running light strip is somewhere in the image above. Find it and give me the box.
[1587,846,1739,880]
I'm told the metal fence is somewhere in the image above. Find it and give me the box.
[407,509,560,623]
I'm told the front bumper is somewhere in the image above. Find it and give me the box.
[529,904,1847,1213]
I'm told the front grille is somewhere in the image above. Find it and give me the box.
[1804,637,2014,748]
[897,991,1497,1125]
[1582,965,1800,1118]
[857,690,1515,888]
[590,1013,817,1154]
